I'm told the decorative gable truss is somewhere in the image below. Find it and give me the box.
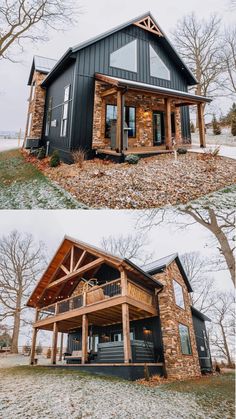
[134,16,163,37]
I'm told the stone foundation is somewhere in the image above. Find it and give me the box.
[92,80,182,149]
[154,261,201,380]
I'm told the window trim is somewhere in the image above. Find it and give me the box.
[45,97,53,137]
[110,39,138,73]
[105,104,136,139]
[31,82,36,102]
[60,84,70,138]
[149,44,171,81]
[173,279,185,310]
[179,323,192,356]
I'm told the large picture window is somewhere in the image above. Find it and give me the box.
[110,40,137,73]
[179,324,192,355]
[105,104,136,138]
[173,279,185,309]
[60,85,70,137]
[149,45,170,80]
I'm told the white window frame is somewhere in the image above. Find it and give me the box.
[173,279,185,309]
[60,85,70,137]
[149,44,170,81]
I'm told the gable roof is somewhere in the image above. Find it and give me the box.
[28,55,57,85]
[142,253,193,293]
[191,306,211,322]
[41,12,197,87]
[27,235,163,308]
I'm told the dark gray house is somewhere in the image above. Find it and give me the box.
[25,12,211,162]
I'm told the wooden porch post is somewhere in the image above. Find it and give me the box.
[122,303,132,363]
[30,328,38,365]
[82,314,88,364]
[116,90,124,153]
[58,333,64,362]
[164,98,172,150]
[197,103,206,148]
[51,322,58,364]
[120,268,128,296]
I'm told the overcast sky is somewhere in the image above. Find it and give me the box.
[0,0,234,131]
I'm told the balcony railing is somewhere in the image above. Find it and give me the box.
[37,279,155,321]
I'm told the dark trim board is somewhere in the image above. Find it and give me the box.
[39,363,164,380]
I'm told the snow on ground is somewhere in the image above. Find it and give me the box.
[0,138,23,151]
[191,130,236,159]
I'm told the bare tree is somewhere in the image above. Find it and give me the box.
[219,27,236,96]
[172,13,222,99]
[100,233,153,266]
[181,252,216,312]
[209,291,235,366]
[0,0,82,60]
[0,230,46,353]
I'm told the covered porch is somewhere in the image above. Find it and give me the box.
[92,73,211,160]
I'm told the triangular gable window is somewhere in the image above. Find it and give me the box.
[110,40,137,73]
[149,45,170,81]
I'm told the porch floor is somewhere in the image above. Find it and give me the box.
[95,145,190,158]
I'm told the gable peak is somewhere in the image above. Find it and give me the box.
[134,15,163,37]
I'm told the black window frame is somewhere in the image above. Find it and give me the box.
[105,104,136,139]
[179,323,192,355]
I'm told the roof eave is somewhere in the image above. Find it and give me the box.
[41,48,75,87]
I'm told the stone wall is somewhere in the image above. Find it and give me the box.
[25,71,46,139]
[92,80,182,149]
[153,261,201,380]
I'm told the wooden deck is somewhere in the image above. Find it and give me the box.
[95,145,174,157]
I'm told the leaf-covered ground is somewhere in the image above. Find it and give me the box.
[0,362,234,419]
[0,150,87,209]
[41,152,236,209]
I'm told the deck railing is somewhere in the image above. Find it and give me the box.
[38,279,154,320]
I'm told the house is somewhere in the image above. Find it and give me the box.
[27,236,212,381]
[24,12,211,163]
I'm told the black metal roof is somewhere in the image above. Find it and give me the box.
[142,253,193,293]
[27,55,57,85]
[191,306,211,322]
[41,12,198,87]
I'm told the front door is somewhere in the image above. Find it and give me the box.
[153,111,165,146]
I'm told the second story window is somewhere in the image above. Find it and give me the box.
[173,279,185,309]
[149,45,170,81]
[110,39,137,73]
[31,82,36,101]
[60,85,70,137]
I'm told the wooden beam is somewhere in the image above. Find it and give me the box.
[60,265,70,275]
[120,269,127,296]
[95,73,119,86]
[82,314,88,364]
[30,327,38,365]
[73,250,87,272]
[47,258,104,290]
[70,246,74,272]
[164,98,172,150]
[58,333,64,361]
[122,303,132,363]
[51,322,58,364]
[197,103,206,148]
[134,17,163,37]
[101,88,118,98]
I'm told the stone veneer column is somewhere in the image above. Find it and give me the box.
[25,71,46,141]
[153,261,201,380]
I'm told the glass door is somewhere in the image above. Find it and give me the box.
[153,111,164,146]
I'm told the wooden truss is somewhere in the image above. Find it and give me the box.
[134,16,163,37]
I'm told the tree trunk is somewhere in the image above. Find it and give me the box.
[11,291,22,354]
[220,322,232,366]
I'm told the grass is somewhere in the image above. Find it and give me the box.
[162,372,235,418]
[0,150,87,209]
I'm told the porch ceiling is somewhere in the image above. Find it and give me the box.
[95,73,212,105]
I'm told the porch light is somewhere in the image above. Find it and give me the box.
[143,110,149,117]
[143,327,152,335]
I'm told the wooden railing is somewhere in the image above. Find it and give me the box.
[38,279,155,320]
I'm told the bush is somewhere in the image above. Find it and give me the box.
[46,348,51,359]
[36,343,43,355]
[72,148,87,168]
[50,150,60,167]
[212,114,221,135]
[177,148,187,155]
[125,154,140,164]
[37,147,46,160]
[190,121,195,133]
[231,116,236,136]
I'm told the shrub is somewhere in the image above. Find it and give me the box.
[177,148,187,155]
[212,114,221,135]
[72,148,87,168]
[125,154,139,164]
[37,147,46,160]
[231,116,236,136]
[46,348,51,359]
[190,121,195,133]
[50,150,60,167]
[36,343,43,355]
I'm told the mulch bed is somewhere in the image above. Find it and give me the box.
[22,151,236,209]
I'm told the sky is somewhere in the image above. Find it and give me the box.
[0,0,235,131]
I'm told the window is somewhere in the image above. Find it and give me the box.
[179,324,192,355]
[60,85,70,137]
[45,97,52,137]
[110,40,137,72]
[149,45,170,80]
[173,280,185,309]
[105,105,136,138]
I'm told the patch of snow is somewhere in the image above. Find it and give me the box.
[0,138,23,151]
